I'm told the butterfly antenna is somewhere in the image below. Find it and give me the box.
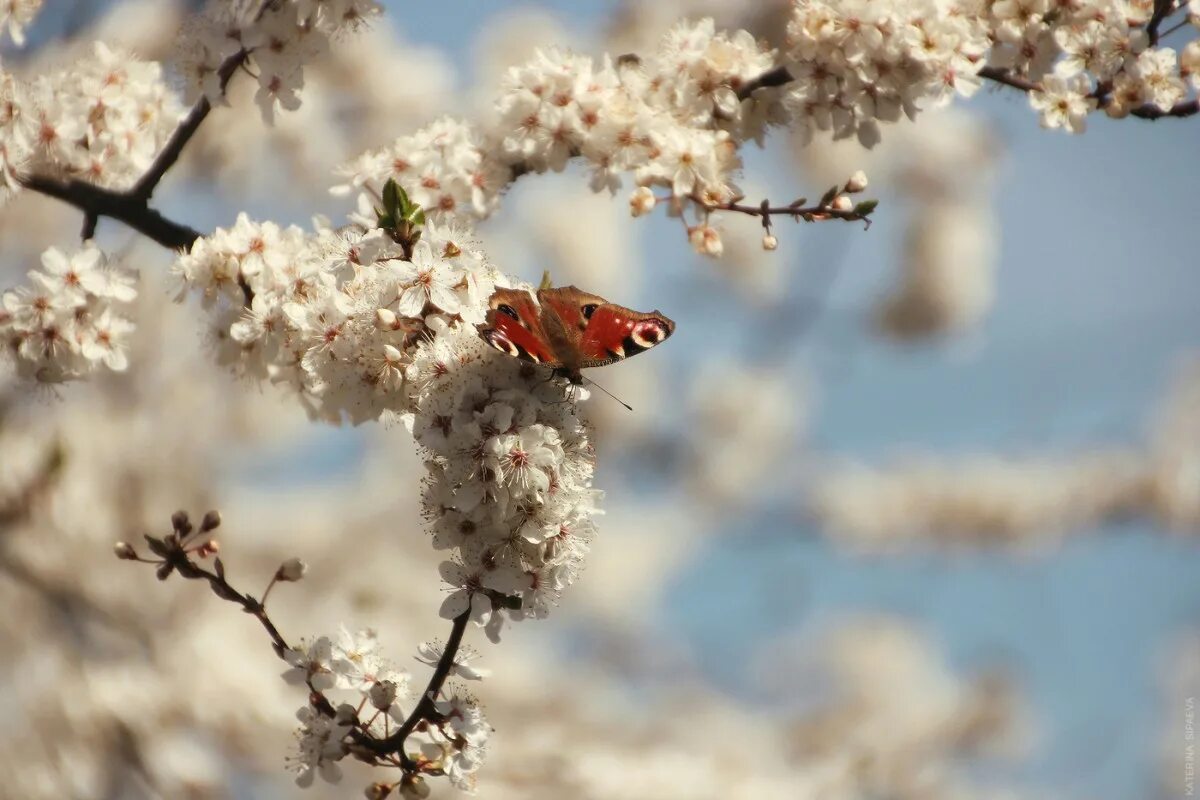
[583,376,633,412]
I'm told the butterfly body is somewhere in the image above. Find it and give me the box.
[478,286,675,384]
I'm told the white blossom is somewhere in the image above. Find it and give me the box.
[1029,73,1096,133]
[288,704,350,788]
[1,245,138,384]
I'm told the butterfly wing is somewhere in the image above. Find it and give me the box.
[539,286,675,370]
[478,288,561,366]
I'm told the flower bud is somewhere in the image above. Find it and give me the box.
[762,234,778,251]
[688,225,724,257]
[844,170,869,193]
[170,510,191,535]
[375,308,397,330]
[399,775,430,799]
[196,539,220,558]
[276,557,308,582]
[629,186,656,217]
[369,680,398,710]
[365,783,393,800]
[114,541,137,560]
[830,195,853,212]
[200,510,222,533]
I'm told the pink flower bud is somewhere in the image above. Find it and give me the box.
[114,541,137,560]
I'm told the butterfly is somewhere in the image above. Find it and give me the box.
[477,285,675,385]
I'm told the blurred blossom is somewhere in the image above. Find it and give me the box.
[780,618,1030,794]
[685,362,806,509]
[809,356,1200,549]
[877,199,998,338]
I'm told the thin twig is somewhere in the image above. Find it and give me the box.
[128,520,476,772]
[698,196,874,228]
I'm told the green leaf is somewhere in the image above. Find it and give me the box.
[853,199,879,215]
[819,184,840,208]
[382,179,402,217]
[402,203,425,225]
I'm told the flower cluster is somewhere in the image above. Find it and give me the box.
[280,630,493,791]
[1,244,137,383]
[783,0,991,147]
[1,42,184,195]
[0,0,42,46]
[333,19,786,240]
[174,212,601,640]
[282,628,411,787]
[332,117,508,222]
[784,0,1199,139]
[176,0,382,123]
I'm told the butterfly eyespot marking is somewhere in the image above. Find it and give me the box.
[631,320,668,349]
[484,331,519,357]
[496,304,520,321]
[581,304,599,319]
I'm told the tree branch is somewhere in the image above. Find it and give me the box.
[18,174,203,250]
[130,49,249,201]
[1146,0,1177,45]
[736,65,794,101]
[122,511,477,773]
[365,608,471,767]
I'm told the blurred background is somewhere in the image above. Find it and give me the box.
[1,1,1197,798]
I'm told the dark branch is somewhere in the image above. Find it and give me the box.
[736,65,794,101]
[19,174,203,251]
[130,49,249,201]
[364,607,471,766]
[976,65,1039,93]
[1146,0,1176,45]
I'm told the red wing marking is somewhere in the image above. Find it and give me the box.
[478,288,559,366]
[578,304,675,368]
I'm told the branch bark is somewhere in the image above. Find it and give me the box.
[19,174,204,250]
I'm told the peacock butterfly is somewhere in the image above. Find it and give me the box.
[477,285,675,385]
